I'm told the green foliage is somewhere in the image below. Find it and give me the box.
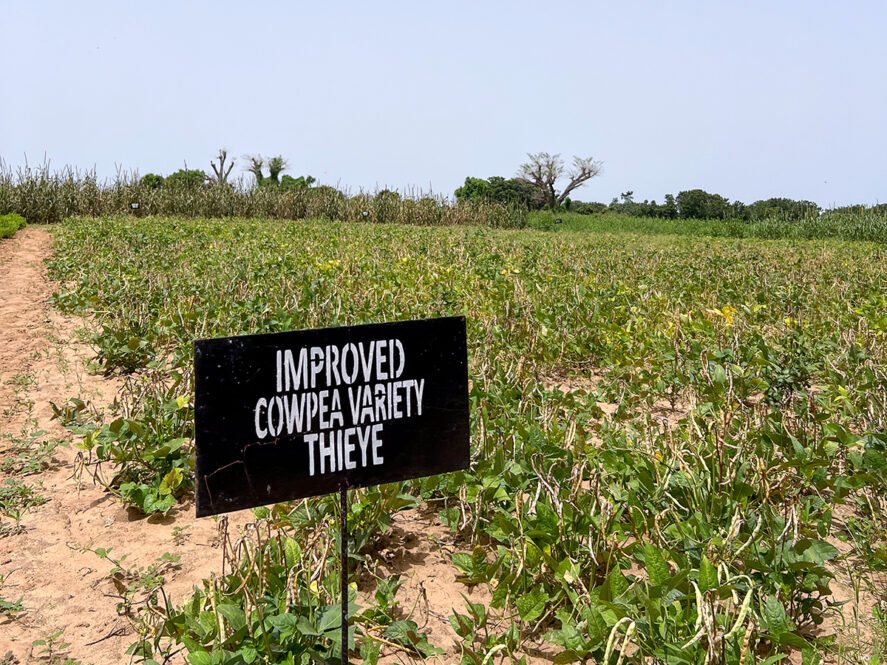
[528,209,887,242]
[0,430,59,476]
[455,176,539,209]
[139,174,164,189]
[128,491,432,663]
[31,629,73,664]
[47,215,887,661]
[279,174,316,190]
[676,188,734,219]
[746,197,821,221]
[454,177,489,202]
[0,163,526,227]
[60,387,194,514]
[165,169,206,188]
[0,574,25,619]
[0,213,26,238]
[572,192,826,225]
[0,478,47,534]
[567,200,608,215]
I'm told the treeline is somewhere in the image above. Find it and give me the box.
[456,176,886,222]
[0,163,526,229]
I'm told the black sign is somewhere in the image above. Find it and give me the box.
[194,317,470,517]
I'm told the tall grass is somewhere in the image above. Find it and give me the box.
[529,208,887,242]
[0,161,527,229]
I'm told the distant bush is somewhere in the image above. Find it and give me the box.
[0,213,26,239]
[676,189,734,219]
[165,169,206,188]
[455,176,540,209]
[745,197,821,221]
[567,200,608,215]
[279,174,316,190]
[529,208,887,243]
[140,174,165,189]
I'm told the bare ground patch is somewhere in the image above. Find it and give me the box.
[0,228,249,665]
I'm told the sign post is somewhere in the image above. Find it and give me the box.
[194,316,470,663]
[340,485,348,665]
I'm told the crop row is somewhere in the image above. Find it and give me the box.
[48,216,887,663]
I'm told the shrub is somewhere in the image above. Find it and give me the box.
[139,174,164,189]
[165,169,206,188]
[0,213,26,239]
[280,174,316,190]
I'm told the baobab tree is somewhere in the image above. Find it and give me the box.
[516,152,603,209]
[207,148,236,185]
[243,154,289,186]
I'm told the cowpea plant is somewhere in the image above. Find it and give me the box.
[48,215,887,663]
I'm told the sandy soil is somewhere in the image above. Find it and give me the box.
[2,227,881,664]
[0,228,248,664]
[0,227,489,665]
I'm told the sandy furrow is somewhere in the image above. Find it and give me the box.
[0,228,238,665]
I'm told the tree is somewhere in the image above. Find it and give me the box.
[676,189,732,219]
[245,155,265,185]
[486,177,538,208]
[208,149,236,186]
[140,173,164,189]
[166,168,206,188]
[662,194,678,219]
[244,154,290,187]
[267,155,288,184]
[516,152,602,209]
[454,177,489,202]
[454,176,538,208]
[745,197,820,221]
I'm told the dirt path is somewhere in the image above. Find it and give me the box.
[0,228,247,664]
[0,228,488,665]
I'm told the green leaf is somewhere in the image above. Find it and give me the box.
[607,569,629,600]
[187,651,212,665]
[239,646,258,664]
[553,650,580,664]
[318,605,342,634]
[698,555,717,592]
[296,616,321,637]
[383,619,418,642]
[762,597,792,635]
[644,544,670,588]
[515,587,549,623]
[448,612,474,639]
[269,612,300,636]
[452,553,474,574]
[217,604,246,632]
[794,539,840,564]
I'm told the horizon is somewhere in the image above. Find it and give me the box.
[2,1,885,208]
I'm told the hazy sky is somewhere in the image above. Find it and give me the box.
[3,1,885,207]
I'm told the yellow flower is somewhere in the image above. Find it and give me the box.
[320,259,342,271]
[721,305,736,326]
[704,305,736,326]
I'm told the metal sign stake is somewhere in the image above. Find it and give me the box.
[340,485,348,665]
